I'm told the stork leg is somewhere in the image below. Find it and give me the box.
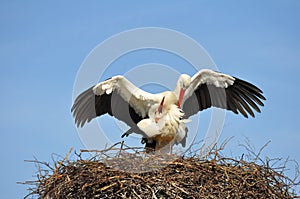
[156,141,162,154]
[169,142,176,157]
[156,145,161,154]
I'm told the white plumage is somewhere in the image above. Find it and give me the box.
[71,69,266,151]
[137,101,190,152]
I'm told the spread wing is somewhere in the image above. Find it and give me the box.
[71,75,159,128]
[182,69,266,118]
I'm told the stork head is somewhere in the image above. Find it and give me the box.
[148,98,165,120]
[177,74,191,108]
[178,74,191,89]
[153,96,165,123]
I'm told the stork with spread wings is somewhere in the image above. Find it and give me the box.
[71,69,265,151]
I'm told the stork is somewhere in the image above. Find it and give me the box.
[137,96,190,153]
[71,69,266,151]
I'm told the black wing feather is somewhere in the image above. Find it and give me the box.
[71,86,145,128]
[182,77,265,118]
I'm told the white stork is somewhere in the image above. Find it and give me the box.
[137,96,190,152]
[71,69,266,151]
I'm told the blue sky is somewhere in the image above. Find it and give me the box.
[1,1,300,198]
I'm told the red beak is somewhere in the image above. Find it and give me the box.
[158,96,165,114]
[177,88,185,108]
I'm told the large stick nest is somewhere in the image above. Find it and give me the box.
[23,142,300,198]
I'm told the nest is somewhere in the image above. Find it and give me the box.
[23,142,300,199]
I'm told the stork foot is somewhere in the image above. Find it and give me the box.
[141,137,148,144]
[142,138,156,153]
[121,132,130,138]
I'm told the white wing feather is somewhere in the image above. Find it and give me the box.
[93,75,160,117]
[182,69,235,103]
[137,119,161,137]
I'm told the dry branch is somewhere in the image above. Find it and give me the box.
[23,142,300,199]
